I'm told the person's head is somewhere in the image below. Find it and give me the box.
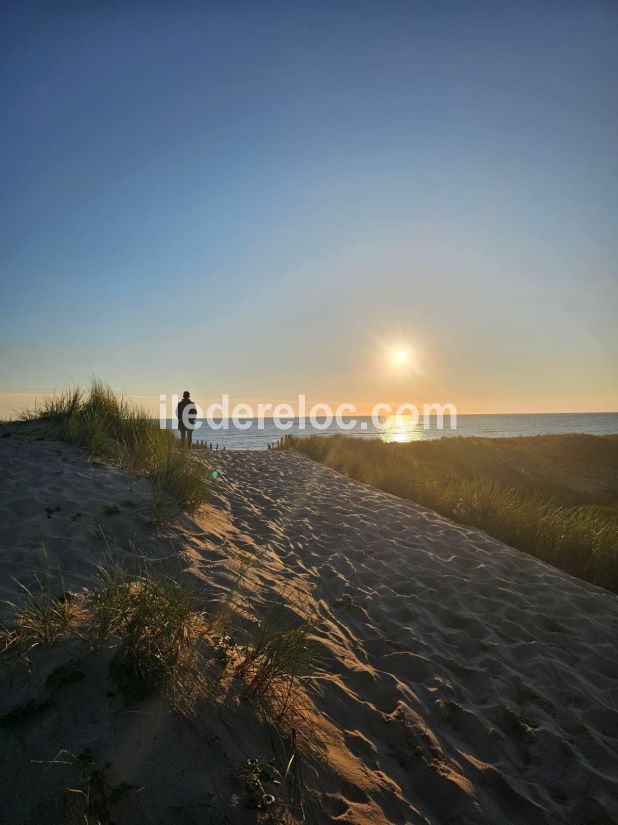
[182,390,191,399]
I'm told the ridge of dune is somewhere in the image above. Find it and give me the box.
[0,436,617,824]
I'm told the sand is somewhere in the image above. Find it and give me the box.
[0,432,617,824]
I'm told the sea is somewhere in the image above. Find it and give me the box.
[164,412,618,451]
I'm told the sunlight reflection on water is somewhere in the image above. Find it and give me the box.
[164,412,618,450]
[379,414,426,443]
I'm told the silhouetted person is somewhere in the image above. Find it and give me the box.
[177,390,197,448]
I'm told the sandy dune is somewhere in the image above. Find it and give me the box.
[0,434,617,824]
[0,435,162,602]
[199,450,618,825]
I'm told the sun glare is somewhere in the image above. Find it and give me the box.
[394,350,407,364]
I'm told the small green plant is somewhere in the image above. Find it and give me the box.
[237,753,302,821]
[108,571,201,701]
[235,597,318,707]
[211,632,241,665]
[239,756,280,813]
[85,563,129,653]
[1,562,74,664]
[83,562,207,710]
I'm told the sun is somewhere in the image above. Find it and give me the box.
[394,350,407,365]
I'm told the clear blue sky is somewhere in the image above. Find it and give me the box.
[1,0,616,415]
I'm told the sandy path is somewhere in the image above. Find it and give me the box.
[198,449,618,824]
[1,434,617,824]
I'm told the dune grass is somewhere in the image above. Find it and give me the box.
[283,434,618,593]
[1,556,319,714]
[96,563,208,709]
[0,562,74,664]
[0,555,316,822]
[20,380,208,519]
[232,596,318,711]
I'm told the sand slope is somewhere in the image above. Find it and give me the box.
[0,434,161,602]
[201,450,618,825]
[0,434,617,824]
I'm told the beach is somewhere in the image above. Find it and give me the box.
[4,2,617,821]
[1,430,617,824]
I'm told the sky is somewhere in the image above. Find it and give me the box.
[1,0,617,417]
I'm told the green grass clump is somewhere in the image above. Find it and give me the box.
[22,380,208,519]
[150,445,209,519]
[234,597,318,707]
[19,387,84,423]
[1,560,207,712]
[98,564,205,706]
[0,563,74,665]
[284,434,618,592]
[2,558,319,719]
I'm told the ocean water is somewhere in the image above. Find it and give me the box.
[164,412,618,450]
